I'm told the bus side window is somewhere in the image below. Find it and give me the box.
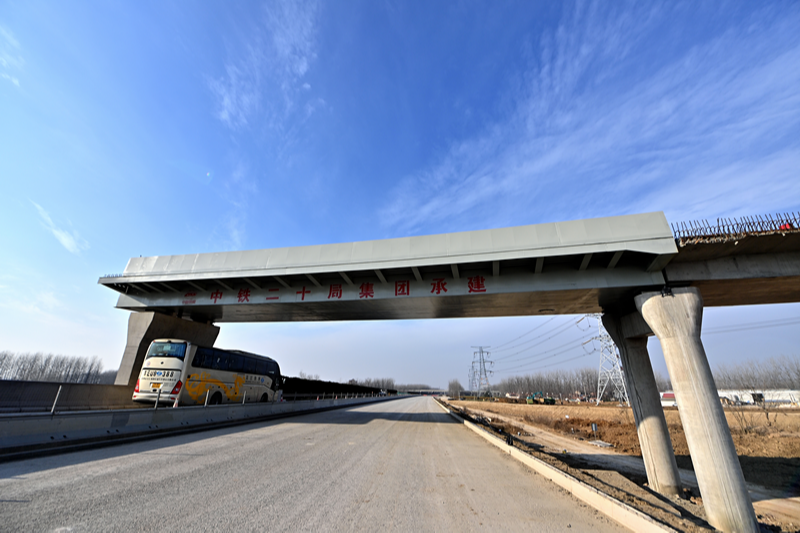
[193,348,213,369]
[244,357,256,374]
[256,360,267,375]
[266,361,280,389]
[212,350,228,371]
[229,354,244,372]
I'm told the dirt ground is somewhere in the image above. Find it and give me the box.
[451,400,800,495]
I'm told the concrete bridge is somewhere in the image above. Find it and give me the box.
[99,210,800,533]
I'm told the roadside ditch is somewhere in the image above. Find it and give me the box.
[439,399,792,532]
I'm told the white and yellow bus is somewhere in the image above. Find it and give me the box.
[133,339,283,406]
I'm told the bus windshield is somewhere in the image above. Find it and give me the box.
[146,342,187,360]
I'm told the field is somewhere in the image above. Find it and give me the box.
[450,400,800,494]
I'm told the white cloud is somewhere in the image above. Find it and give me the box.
[32,291,61,312]
[205,161,258,250]
[32,202,90,254]
[208,0,320,130]
[265,0,318,80]
[0,26,20,49]
[1,73,19,86]
[0,25,23,86]
[208,54,263,129]
[304,97,326,118]
[379,3,800,234]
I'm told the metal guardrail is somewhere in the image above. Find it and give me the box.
[0,382,388,414]
[671,213,800,246]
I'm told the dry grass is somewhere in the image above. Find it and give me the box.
[451,400,800,492]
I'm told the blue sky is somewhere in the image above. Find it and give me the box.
[1,0,799,387]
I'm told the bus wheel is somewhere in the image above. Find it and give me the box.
[209,392,222,405]
[260,393,269,403]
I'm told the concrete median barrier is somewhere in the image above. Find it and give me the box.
[0,396,400,461]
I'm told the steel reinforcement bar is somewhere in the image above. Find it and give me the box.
[671,212,800,246]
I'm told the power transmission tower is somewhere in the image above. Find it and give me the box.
[591,315,629,405]
[471,346,493,395]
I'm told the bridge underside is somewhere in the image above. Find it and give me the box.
[664,233,800,307]
[118,287,633,322]
[113,268,665,323]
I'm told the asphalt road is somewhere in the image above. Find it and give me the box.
[0,396,629,532]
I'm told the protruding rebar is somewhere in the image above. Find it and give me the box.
[672,212,800,245]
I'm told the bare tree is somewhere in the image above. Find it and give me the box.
[713,355,800,390]
[395,383,432,392]
[496,367,605,400]
[0,352,105,383]
[448,379,463,398]
[653,370,672,392]
[0,351,12,379]
[97,369,117,384]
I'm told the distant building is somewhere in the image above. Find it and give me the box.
[661,390,800,407]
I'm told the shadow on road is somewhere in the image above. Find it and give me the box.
[285,405,456,426]
[0,398,454,479]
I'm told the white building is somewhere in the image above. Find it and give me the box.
[661,390,800,407]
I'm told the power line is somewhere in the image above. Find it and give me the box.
[491,317,558,350]
[703,316,800,335]
[494,334,594,369]
[494,337,596,374]
[530,352,594,370]
[493,317,579,355]
[488,315,800,381]
[493,317,585,360]
[494,343,598,375]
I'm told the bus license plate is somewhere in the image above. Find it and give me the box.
[151,383,162,389]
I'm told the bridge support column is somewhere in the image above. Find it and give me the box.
[602,313,682,498]
[115,312,220,387]
[635,287,758,533]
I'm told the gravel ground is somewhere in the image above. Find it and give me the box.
[0,396,629,532]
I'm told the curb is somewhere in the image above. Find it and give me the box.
[435,399,677,533]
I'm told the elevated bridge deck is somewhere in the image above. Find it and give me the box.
[99,212,677,321]
[99,211,800,321]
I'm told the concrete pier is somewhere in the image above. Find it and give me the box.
[115,312,220,387]
[602,313,682,498]
[636,287,758,533]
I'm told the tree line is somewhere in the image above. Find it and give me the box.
[351,377,397,390]
[494,367,607,399]
[395,383,434,391]
[353,378,437,392]
[449,367,668,400]
[714,355,800,390]
[302,373,401,391]
[453,354,800,400]
[0,351,116,384]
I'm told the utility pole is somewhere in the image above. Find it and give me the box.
[471,346,493,395]
[591,314,629,405]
